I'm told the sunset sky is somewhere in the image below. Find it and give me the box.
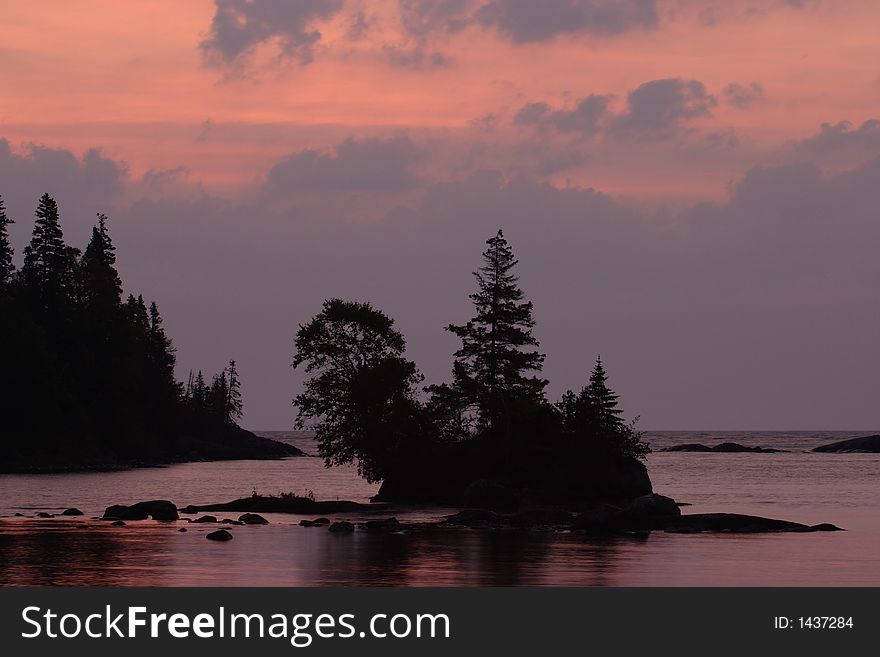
[2,0,880,429]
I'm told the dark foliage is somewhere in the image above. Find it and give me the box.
[292,299,425,483]
[293,230,652,508]
[0,193,283,472]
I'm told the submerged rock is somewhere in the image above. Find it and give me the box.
[103,500,179,521]
[363,517,401,532]
[36,512,54,518]
[206,529,233,541]
[443,509,502,528]
[239,513,269,525]
[663,442,783,453]
[192,515,218,523]
[658,513,843,533]
[110,520,126,526]
[328,521,355,533]
[61,508,84,516]
[178,527,187,532]
[299,517,331,527]
[813,435,880,453]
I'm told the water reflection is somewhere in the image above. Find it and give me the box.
[1,521,656,587]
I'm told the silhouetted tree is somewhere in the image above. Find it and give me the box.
[0,195,14,290]
[20,194,77,314]
[585,356,623,434]
[225,360,243,423]
[557,356,650,460]
[80,213,122,312]
[292,298,424,482]
[440,229,546,439]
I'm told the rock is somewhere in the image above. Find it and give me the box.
[221,519,244,525]
[111,520,126,526]
[443,509,502,528]
[192,515,218,523]
[659,513,843,533]
[625,493,681,518]
[663,443,713,452]
[103,500,178,521]
[13,512,24,517]
[238,513,269,525]
[36,512,54,518]
[813,435,880,453]
[462,479,521,511]
[328,521,355,533]
[178,528,187,532]
[663,442,782,453]
[61,508,84,516]
[179,497,370,515]
[299,517,331,527]
[572,505,623,532]
[363,517,400,532]
[206,529,233,541]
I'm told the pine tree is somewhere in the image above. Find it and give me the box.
[208,371,229,421]
[225,360,243,424]
[20,194,74,312]
[443,229,546,435]
[80,213,122,311]
[584,355,623,434]
[0,195,14,289]
[192,371,207,413]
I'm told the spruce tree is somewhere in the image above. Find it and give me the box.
[444,229,546,435]
[0,195,14,289]
[20,194,73,312]
[80,213,122,311]
[584,355,623,434]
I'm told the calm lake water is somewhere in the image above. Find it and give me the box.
[1,431,878,586]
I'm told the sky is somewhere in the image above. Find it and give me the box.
[1,0,879,430]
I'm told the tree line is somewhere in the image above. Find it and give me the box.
[0,193,243,469]
[292,230,650,506]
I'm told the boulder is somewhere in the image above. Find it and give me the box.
[103,500,178,521]
[443,509,502,528]
[178,527,187,532]
[625,493,681,518]
[363,517,400,532]
[221,519,244,525]
[192,515,218,523]
[300,517,331,527]
[111,520,126,526]
[61,508,84,516]
[813,435,880,453]
[239,513,269,525]
[13,512,24,517]
[206,529,233,541]
[36,512,54,518]
[328,521,355,533]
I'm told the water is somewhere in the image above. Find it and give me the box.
[1,431,878,586]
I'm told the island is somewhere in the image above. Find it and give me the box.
[662,442,784,453]
[0,194,301,473]
[813,435,880,453]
